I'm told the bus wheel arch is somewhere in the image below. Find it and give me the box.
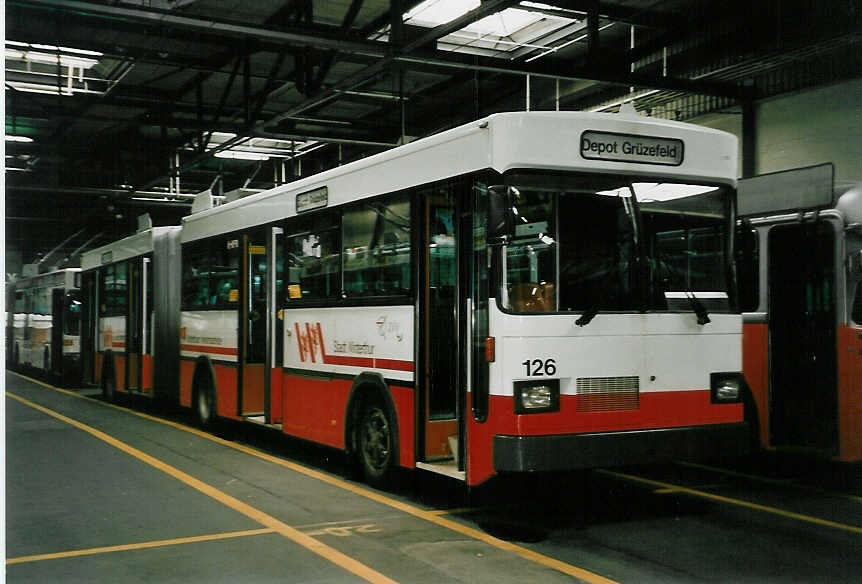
[191,357,218,428]
[101,350,116,401]
[345,373,400,486]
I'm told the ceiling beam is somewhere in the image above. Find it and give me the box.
[12,0,391,56]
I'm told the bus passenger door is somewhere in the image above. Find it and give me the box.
[81,272,96,383]
[127,259,144,392]
[239,229,269,420]
[768,221,839,454]
[420,187,464,473]
[50,289,65,377]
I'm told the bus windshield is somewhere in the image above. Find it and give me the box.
[500,173,733,315]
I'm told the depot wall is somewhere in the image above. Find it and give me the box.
[695,77,862,185]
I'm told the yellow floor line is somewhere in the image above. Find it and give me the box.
[8,372,617,584]
[6,390,399,584]
[596,469,862,534]
[7,528,275,565]
[676,460,862,504]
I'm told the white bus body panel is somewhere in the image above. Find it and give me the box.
[181,112,737,244]
[180,311,238,362]
[283,305,415,383]
[490,302,741,397]
[81,229,164,270]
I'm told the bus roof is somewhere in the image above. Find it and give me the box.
[81,226,180,271]
[182,110,738,243]
[11,267,80,290]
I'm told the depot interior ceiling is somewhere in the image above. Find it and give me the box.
[5,0,862,268]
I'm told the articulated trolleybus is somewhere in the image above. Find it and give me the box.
[80,220,181,403]
[179,111,748,487]
[738,164,862,464]
[7,268,82,384]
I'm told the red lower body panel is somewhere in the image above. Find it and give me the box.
[835,326,862,462]
[281,374,415,469]
[467,389,743,486]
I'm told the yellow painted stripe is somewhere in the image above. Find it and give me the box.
[597,469,862,534]
[677,460,862,504]
[6,391,399,584]
[8,372,616,584]
[7,528,275,565]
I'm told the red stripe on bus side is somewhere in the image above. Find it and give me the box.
[312,322,413,371]
[180,344,238,356]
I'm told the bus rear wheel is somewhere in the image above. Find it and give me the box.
[101,363,115,402]
[193,372,216,429]
[357,400,394,486]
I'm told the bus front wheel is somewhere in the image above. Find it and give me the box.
[357,399,395,487]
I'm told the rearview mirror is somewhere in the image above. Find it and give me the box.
[487,185,516,244]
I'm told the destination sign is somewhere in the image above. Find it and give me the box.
[101,251,113,265]
[297,186,328,213]
[581,131,684,166]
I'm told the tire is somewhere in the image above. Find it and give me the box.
[357,399,395,487]
[101,357,116,402]
[193,370,216,428]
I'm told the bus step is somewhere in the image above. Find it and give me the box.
[243,415,282,431]
[416,460,465,481]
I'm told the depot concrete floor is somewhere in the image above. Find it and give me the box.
[6,371,862,583]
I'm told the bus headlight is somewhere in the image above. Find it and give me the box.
[514,379,560,414]
[711,372,744,403]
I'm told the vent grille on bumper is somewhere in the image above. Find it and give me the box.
[576,376,640,412]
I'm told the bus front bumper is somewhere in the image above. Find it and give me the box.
[493,422,750,472]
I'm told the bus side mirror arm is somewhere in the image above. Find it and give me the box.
[487,185,516,245]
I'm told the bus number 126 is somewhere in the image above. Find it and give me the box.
[522,358,556,377]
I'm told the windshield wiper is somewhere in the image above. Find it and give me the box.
[658,253,710,325]
[687,290,711,325]
[576,302,600,326]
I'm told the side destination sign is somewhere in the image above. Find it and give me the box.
[296,186,328,213]
[581,130,683,166]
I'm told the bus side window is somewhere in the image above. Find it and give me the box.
[736,225,759,312]
[182,243,212,310]
[342,194,411,297]
[285,212,341,301]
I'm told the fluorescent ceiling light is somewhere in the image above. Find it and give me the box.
[214,151,270,161]
[589,89,661,112]
[5,47,100,69]
[407,0,542,37]
[6,135,34,143]
[405,0,477,26]
[209,131,238,140]
[404,0,558,53]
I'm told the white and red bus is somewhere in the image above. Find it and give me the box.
[176,110,749,487]
[7,268,82,385]
[737,164,862,463]
[80,220,181,403]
